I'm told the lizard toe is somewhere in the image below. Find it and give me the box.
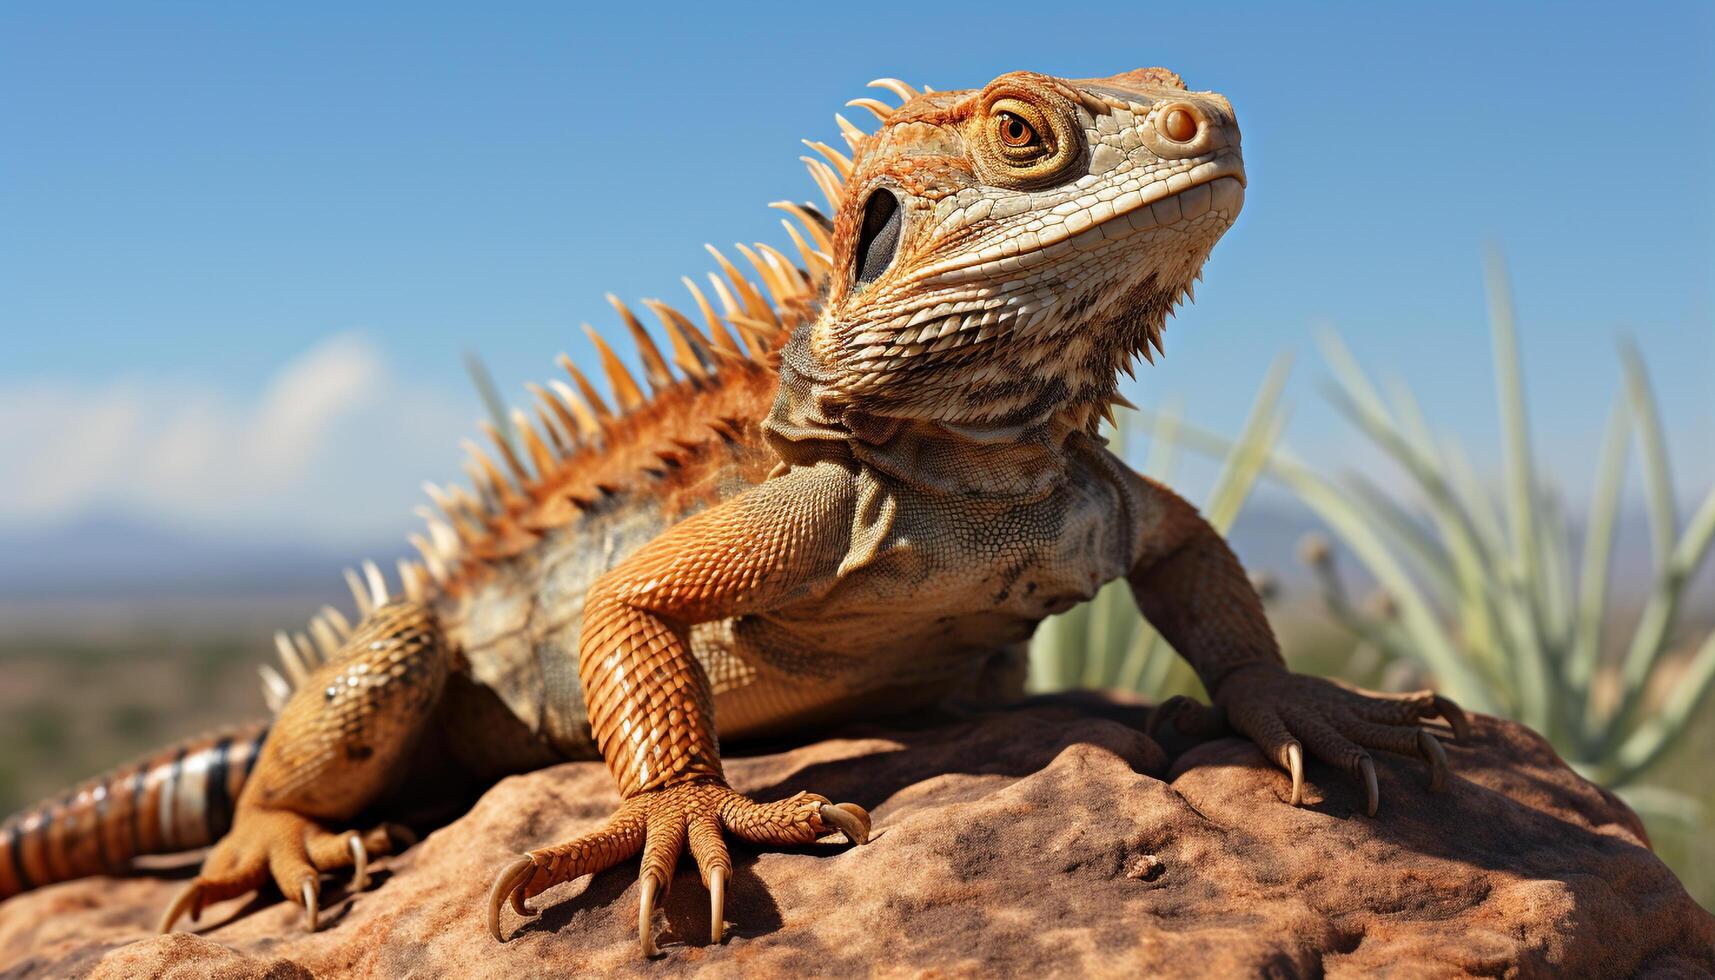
[1219,665,1466,816]
[161,808,399,935]
[158,826,270,933]
[1147,694,1226,739]
[486,795,649,943]
[488,781,868,955]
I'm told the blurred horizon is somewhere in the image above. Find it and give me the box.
[2,1,1711,572]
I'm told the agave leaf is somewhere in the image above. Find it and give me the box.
[1204,356,1291,531]
[1083,578,1136,689]
[1027,593,1081,693]
[1340,473,1459,608]
[1607,481,1715,741]
[1142,397,1184,481]
[1024,619,1060,693]
[1569,396,1631,700]
[1117,623,1168,694]
[1536,486,1576,654]
[1318,365,1504,583]
[1619,341,1677,573]
[1315,340,1540,712]
[1434,434,1512,665]
[1160,655,1208,702]
[1482,249,1566,708]
[1334,476,1518,693]
[1609,627,1715,785]
[1056,602,1091,691]
[1315,328,1396,431]
[1439,438,1509,564]
[1491,562,1555,734]
[1485,250,1542,595]
[1615,785,1705,826]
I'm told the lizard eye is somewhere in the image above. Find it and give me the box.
[973,92,1080,188]
[996,112,1038,149]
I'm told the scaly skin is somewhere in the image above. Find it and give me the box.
[0,67,1469,959]
[484,68,1465,954]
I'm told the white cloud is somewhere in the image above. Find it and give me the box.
[0,334,473,544]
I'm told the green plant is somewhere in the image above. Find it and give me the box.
[1154,254,1715,818]
[1026,355,1292,699]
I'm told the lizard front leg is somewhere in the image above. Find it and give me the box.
[1126,475,1468,815]
[159,600,448,933]
[486,463,869,955]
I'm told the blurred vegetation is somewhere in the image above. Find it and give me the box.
[0,622,273,819]
[1029,255,1715,907]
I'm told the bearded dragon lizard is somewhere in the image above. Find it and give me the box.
[0,67,1466,959]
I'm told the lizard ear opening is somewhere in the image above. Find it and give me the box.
[854,188,902,286]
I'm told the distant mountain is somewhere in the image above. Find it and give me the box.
[0,502,1701,611]
[1227,498,1709,611]
[0,512,405,600]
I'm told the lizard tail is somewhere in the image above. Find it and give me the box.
[0,722,269,900]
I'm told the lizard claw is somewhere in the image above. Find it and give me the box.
[1434,695,1471,740]
[1285,741,1304,806]
[347,833,369,892]
[818,802,871,845]
[1358,756,1379,817]
[300,877,320,932]
[158,880,205,934]
[486,856,537,942]
[708,866,727,944]
[1418,729,1449,792]
[639,875,661,958]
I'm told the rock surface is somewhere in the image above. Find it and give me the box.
[1,695,1710,978]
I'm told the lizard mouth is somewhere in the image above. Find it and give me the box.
[918,155,1245,285]
[1088,159,1247,242]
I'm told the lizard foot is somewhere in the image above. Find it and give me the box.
[158,808,402,934]
[1170,663,1469,816]
[487,780,868,955]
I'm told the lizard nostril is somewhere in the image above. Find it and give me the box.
[1160,106,1199,143]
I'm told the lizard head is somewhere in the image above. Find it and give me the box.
[792,68,1244,438]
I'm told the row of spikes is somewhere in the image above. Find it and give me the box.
[1121,269,1202,375]
[261,79,930,711]
[418,78,934,568]
[431,238,820,555]
[1066,270,1210,436]
[260,560,402,712]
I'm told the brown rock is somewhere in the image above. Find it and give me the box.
[0,695,1709,978]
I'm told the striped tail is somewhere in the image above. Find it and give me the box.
[0,722,269,899]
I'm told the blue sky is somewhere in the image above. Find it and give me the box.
[1,2,1710,545]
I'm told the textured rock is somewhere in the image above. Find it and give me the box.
[1,695,1710,978]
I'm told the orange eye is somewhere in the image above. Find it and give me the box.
[1162,107,1198,142]
[997,112,1038,148]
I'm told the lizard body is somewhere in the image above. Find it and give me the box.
[0,68,1467,956]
